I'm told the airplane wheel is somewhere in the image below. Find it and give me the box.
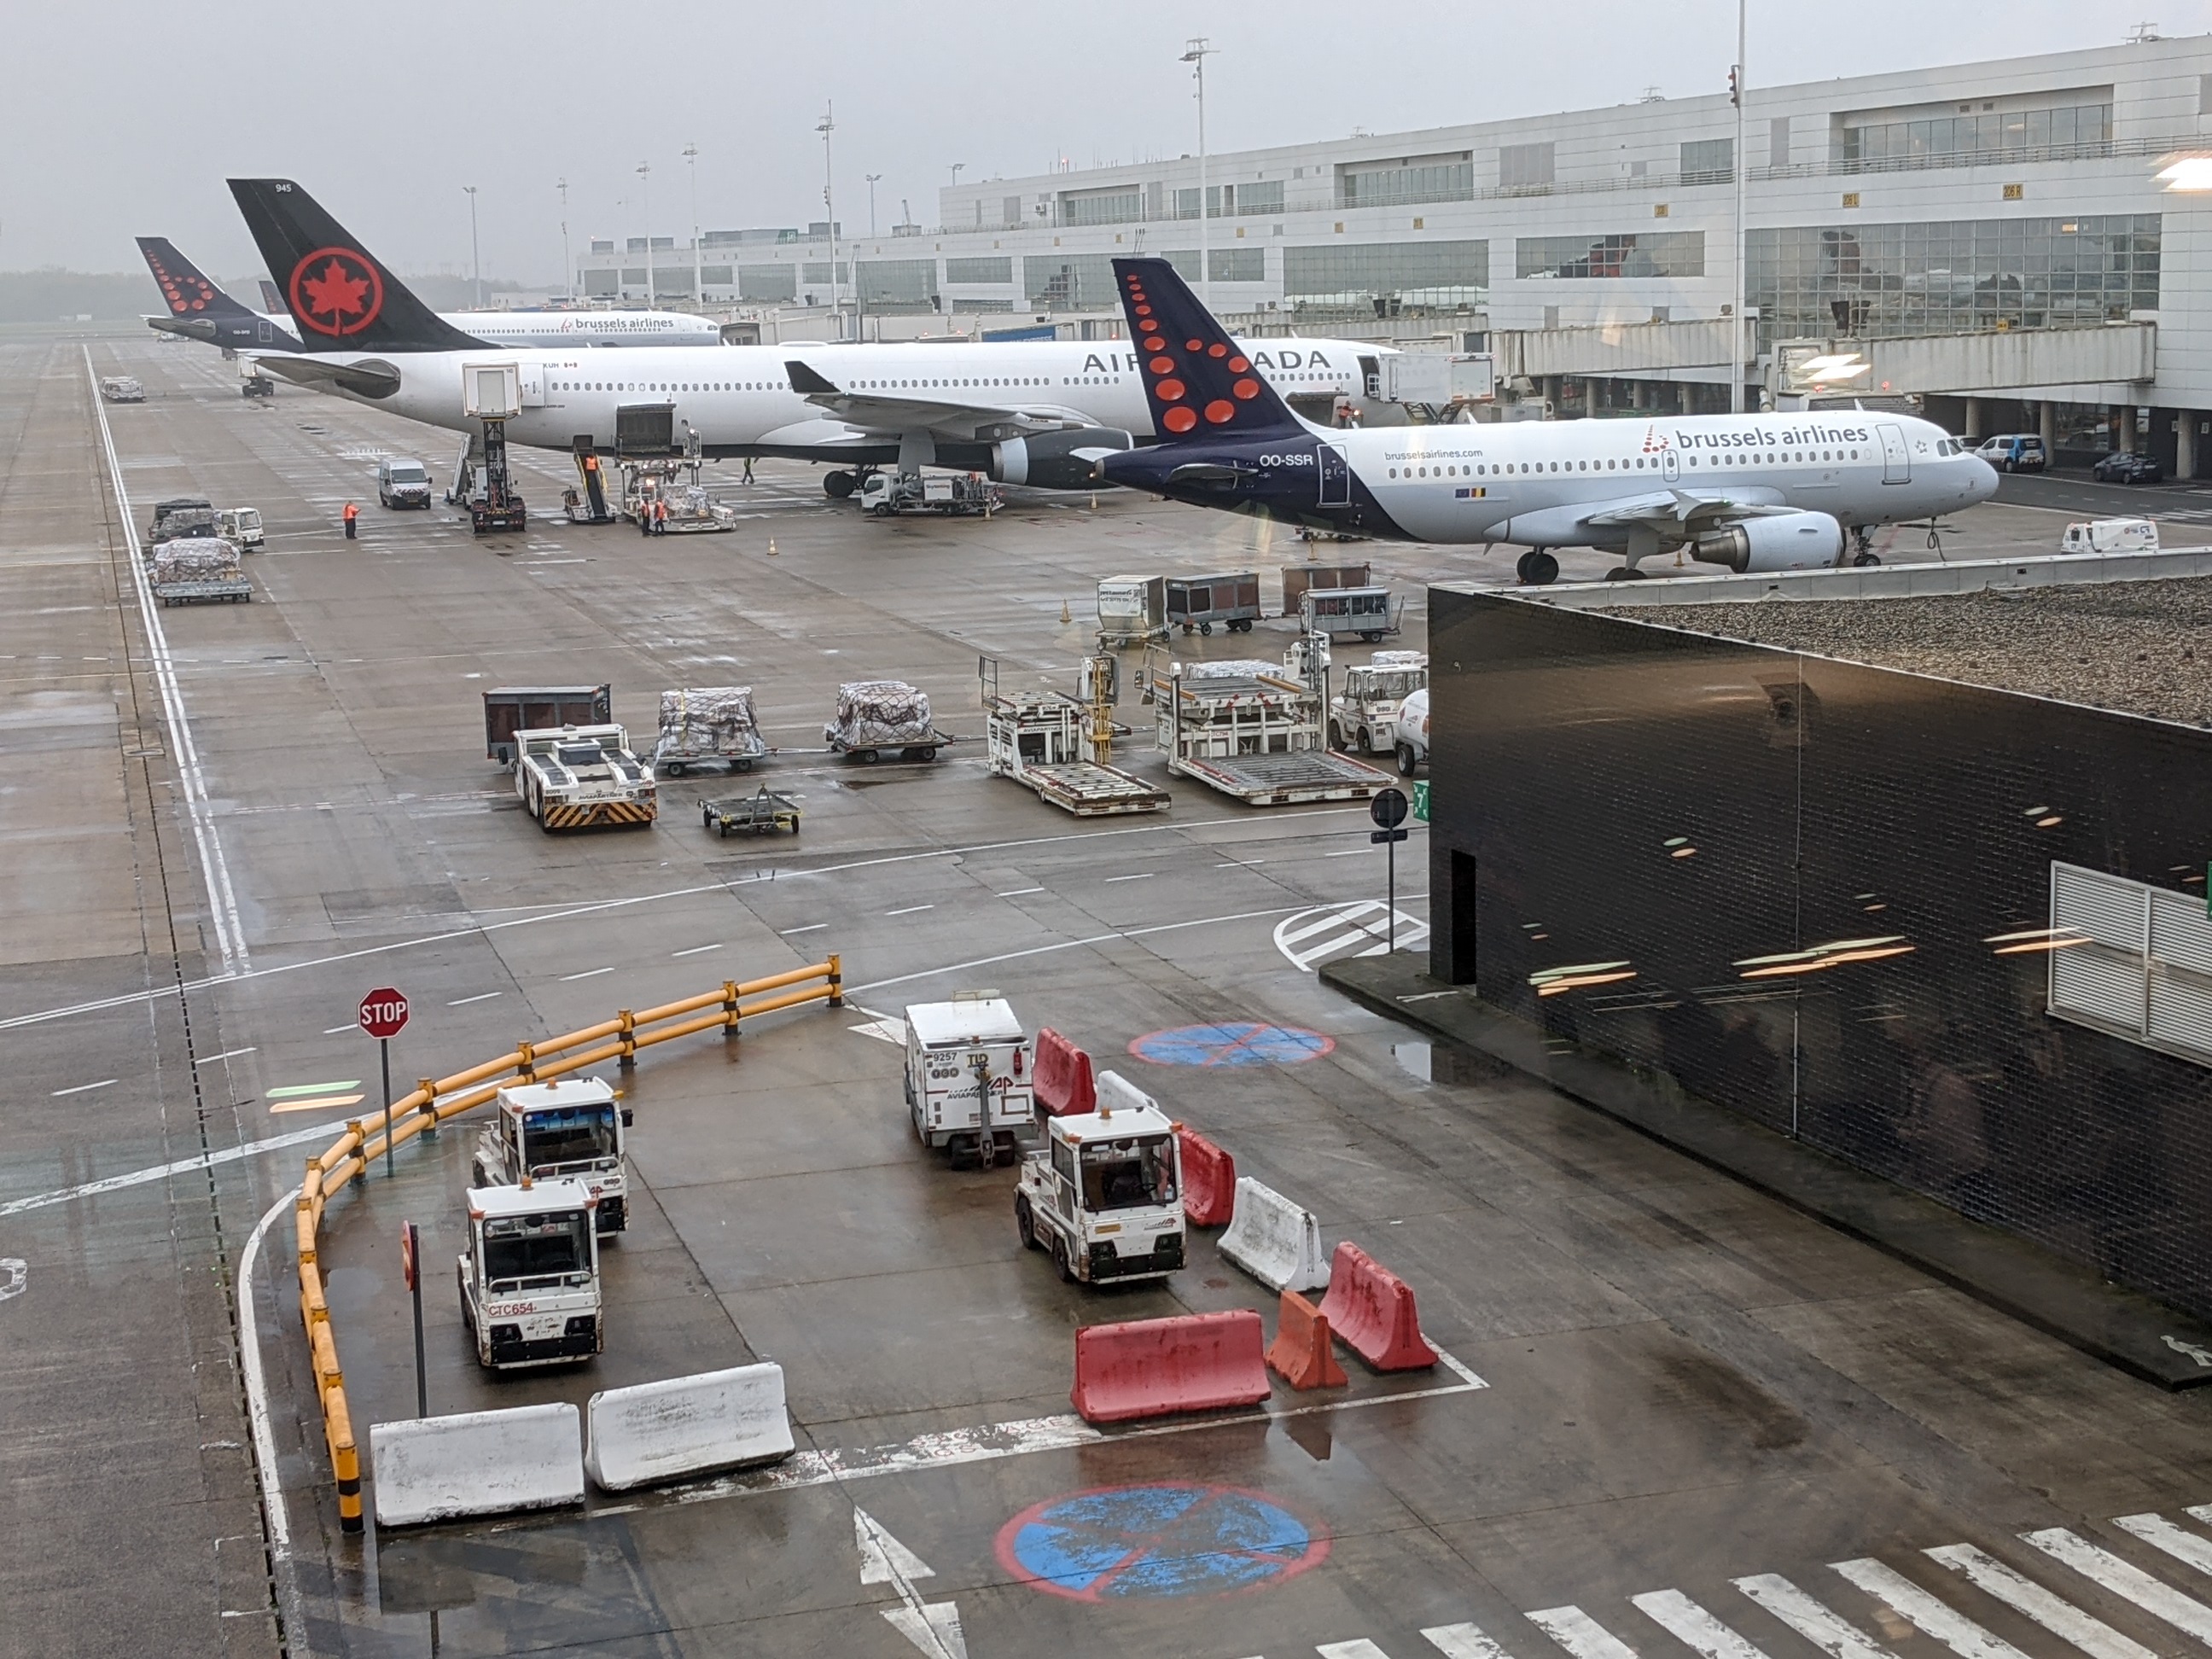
[1524,550,1559,585]
[824,470,856,498]
[1604,566,1649,582]
[1514,550,1534,584]
[1854,552,1882,568]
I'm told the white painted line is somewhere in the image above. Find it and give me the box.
[196,1048,258,1065]
[995,888,1044,897]
[1732,1575,1895,1659]
[2116,1512,2212,1578]
[322,1023,358,1035]
[559,966,614,981]
[1527,1606,1641,1659]
[779,924,827,935]
[1634,1591,1773,1659]
[50,1079,119,1097]
[1924,1545,2156,1659]
[1423,1624,1516,1659]
[86,351,248,975]
[447,992,503,1006]
[1326,847,1370,857]
[1215,860,1265,868]
[1833,1558,2031,1659]
[0,1114,361,1218]
[886,905,935,917]
[859,1505,965,1659]
[1320,1643,1394,1659]
[1103,872,1154,883]
[0,1260,25,1301]
[2022,1529,2212,1643]
[238,1190,295,1575]
[672,943,724,958]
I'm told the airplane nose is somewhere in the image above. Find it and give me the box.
[1967,456,2000,501]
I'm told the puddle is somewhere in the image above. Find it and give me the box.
[1392,1037,1520,1088]
[1393,1039,1434,1082]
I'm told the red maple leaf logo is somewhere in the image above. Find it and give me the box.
[302,259,370,321]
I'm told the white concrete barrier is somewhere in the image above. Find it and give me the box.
[370,1403,584,1528]
[1217,1176,1329,1292]
[585,1362,796,1493]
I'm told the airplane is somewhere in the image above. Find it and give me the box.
[136,236,726,354]
[224,178,1385,494]
[1093,256,2000,583]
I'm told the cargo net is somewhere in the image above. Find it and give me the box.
[655,688,765,762]
[1183,660,1282,681]
[151,539,242,584]
[826,680,933,748]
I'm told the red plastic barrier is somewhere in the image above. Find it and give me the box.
[1178,1126,1237,1226]
[1266,1289,1348,1391]
[1033,1027,1096,1116]
[1317,1242,1438,1372]
[1071,1310,1272,1423]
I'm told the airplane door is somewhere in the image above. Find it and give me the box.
[1318,442,1351,507]
[1877,422,1911,483]
[1662,446,1679,482]
[255,318,273,345]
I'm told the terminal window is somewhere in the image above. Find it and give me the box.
[1747,214,2160,343]
[1840,102,2111,170]
[1062,189,1144,227]
[946,257,1014,285]
[857,259,940,311]
[1023,253,1119,309]
[1679,138,1735,184]
[738,265,797,303]
[1284,240,1487,311]
[1516,232,1704,280]
[1340,154,1477,207]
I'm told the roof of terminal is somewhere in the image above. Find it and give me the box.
[1597,579,2212,728]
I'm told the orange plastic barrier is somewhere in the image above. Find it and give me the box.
[1177,1126,1236,1226]
[1071,1310,1272,1423]
[1265,1289,1348,1390]
[1033,1027,1096,1116]
[1318,1242,1438,1372]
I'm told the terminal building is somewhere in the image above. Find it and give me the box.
[579,37,2209,475]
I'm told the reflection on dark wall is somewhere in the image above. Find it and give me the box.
[1429,591,2212,1318]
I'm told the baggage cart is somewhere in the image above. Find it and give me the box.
[1166,572,1261,637]
[652,687,771,776]
[701,786,801,837]
[1097,574,1168,649]
[1300,585,1400,643]
[825,680,940,763]
[1279,560,1371,616]
[484,685,612,765]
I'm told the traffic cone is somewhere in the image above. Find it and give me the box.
[1266,1289,1348,1390]
[767,538,778,557]
[1089,493,1097,511]
[1059,598,1072,626]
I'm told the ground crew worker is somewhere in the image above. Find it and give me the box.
[637,495,652,537]
[342,501,358,539]
[655,498,668,536]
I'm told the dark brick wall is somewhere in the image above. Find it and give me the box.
[1429,590,2212,1318]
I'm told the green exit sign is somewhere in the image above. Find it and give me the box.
[1413,779,1430,822]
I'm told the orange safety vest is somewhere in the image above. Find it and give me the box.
[342,503,358,521]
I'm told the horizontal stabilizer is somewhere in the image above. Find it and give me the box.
[1167,461,1260,486]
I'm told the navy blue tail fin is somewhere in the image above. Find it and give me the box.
[228,179,487,353]
[1109,257,1302,440]
[137,237,257,323]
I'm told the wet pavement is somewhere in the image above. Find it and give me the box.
[5,329,2212,1657]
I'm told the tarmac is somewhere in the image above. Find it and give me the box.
[6,326,2212,1659]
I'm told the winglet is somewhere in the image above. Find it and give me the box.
[1109,257,1302,441]
[784,359,842,396]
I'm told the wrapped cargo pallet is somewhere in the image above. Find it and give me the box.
[151,538,245,585]
[654,688,767,774]
[824,680,937,762]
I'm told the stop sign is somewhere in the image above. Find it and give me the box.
[358,987,410,1040]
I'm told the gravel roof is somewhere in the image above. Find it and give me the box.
[1604,578,2212,727]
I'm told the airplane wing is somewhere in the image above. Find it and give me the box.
[247,353,402,399]
[1579,487,1797,532]
[784,358,1098,441]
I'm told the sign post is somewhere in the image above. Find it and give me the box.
[399,1220,427,1417]
[358,987,410,1178]
[1370,789,1410,952]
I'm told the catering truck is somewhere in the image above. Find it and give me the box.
[1013,1070,1185,1285]
[903,992,1034,1166]
[469,1077,634,1234]
[456,1179,604,1371]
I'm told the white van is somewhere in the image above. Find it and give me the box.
[1393,687,1430,777]
[2060,518,2159,556]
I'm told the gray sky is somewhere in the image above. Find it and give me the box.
[2,0,2189,283]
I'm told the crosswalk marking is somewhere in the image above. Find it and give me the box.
[1832,1558,2032,1659]
[2115,1512,2212,1579]
[1633,1589,1773,1659]
[1924,1544,2157,1659]
[1319,1643,1395,1659]
[2023,1528,2212,1644]
[1272,900,1429,971]
[1733,1574,1896,1659]
[1423,1625,1515,1659]
[1527,1606,1639,1659]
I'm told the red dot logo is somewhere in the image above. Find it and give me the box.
[1162,406,1198,433]
[1143,335,1165,351]
[1208,344,1228,358]
[1227,356,1249,372]
[1155,378,1187,402]
[1204,399,1235,424]
[1232,378,1260,400]
[1185,339,1204,351]
[1149,356,1177,374]
[1134,305,1152,317]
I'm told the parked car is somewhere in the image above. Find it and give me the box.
[1974,434,2046,473]
[376,457,434,508]
[2093,451,2164,485]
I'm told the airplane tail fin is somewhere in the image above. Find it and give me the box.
[1109,256,1302,441]
[137,237,258,323]
[227,179,487,353]
[258,278,284,313]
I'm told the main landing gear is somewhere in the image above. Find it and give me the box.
[823,467,881,500]
[1514,549,1559,586]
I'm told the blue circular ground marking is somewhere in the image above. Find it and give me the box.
[1128,1022,1336,1068]
[995,1482,1330,1602]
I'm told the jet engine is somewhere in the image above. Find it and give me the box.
[1691,511,1843,573]
[990,428,1133,489]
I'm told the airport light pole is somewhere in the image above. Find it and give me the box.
[866,173,882,239]
[818,105,841,336]
[684,143,702,306]
[1730,0,1747,413]
[1181,38,1215,305]
[637,161,655,306]
[557,178,572,303]
[462,186,482,309]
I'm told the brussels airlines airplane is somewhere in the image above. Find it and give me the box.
[1097,257,1999,582]
[225,179,1379,493]
[137,236,724,354]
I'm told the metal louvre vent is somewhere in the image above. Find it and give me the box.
[2049,860,2212,1066]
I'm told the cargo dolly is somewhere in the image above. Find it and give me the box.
[701,787,801,837]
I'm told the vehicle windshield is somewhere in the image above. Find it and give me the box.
[390,465,428,482]
[524,1104,619,1171]
[1080,1133,1177,1212]
[481,1210,591,1287]
[556,742,605,767]
[232,509,261,529]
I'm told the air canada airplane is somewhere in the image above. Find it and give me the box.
[137,236,725,355]
[225,178,1382,493]
[1096,256,2000,583]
